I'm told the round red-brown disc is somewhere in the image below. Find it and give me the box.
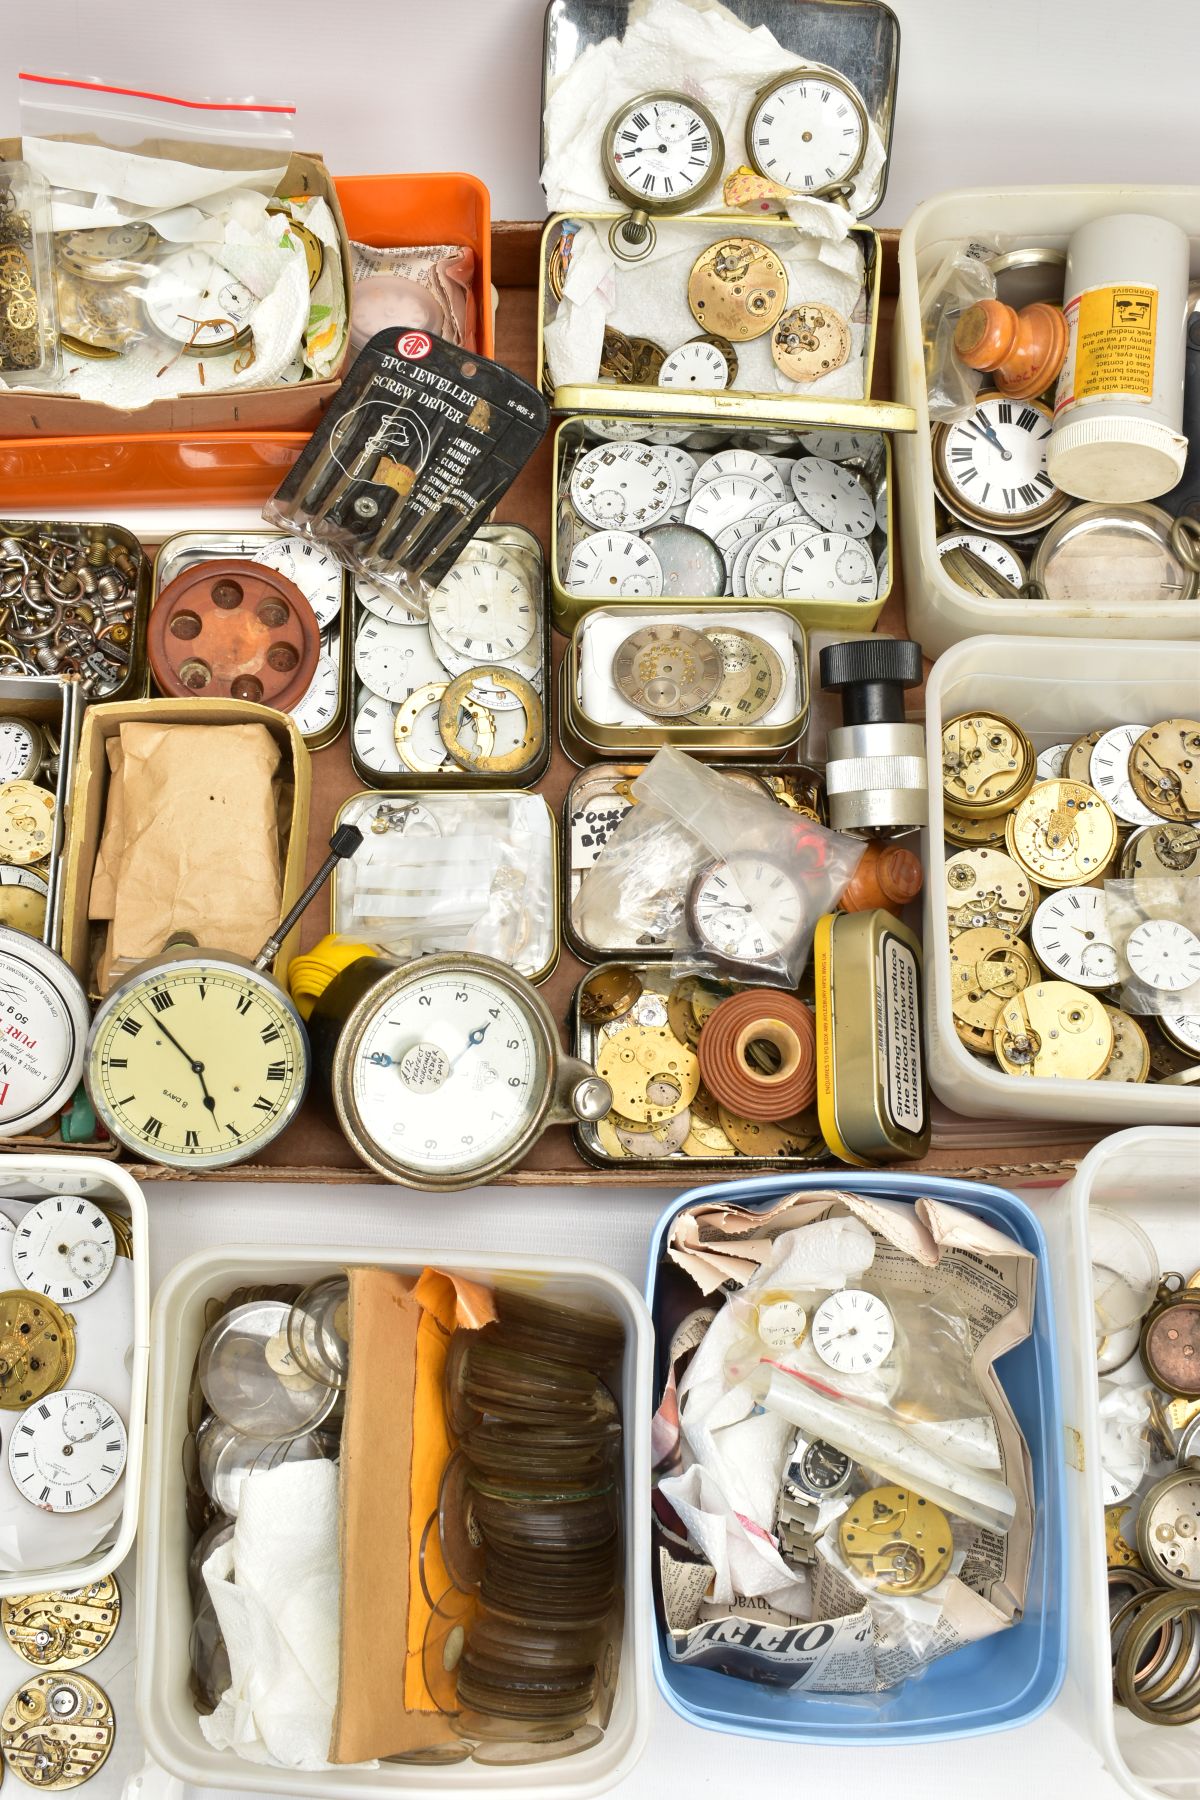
[698,989,817,1122]
[148,558,321,710]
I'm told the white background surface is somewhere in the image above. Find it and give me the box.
[0,0,1184,1792]
[0,0,1193,223]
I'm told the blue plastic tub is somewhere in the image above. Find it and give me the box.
[645,1171,1067,1743]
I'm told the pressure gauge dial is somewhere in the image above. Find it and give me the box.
[251,537,345,629]
[428,547,536,660]
[312,953,611,1190]
[810,1290,895,1375]
[9,1389,127,1513]
[12,1197,116,1306]
[685,854,806,970]
[790,457,874,536]
[602,91,724,217]
[0,719,47,784]
[746,67,869,199]
[1030,888,1119,989]
[1126,919,1200,993]
[85,951,309,1169]
[932,394,1068,536]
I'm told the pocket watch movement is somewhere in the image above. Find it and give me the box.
[993,981,1114,1079]
[9,1389,128,1513]
[944,847,1038,937]
[746,67,869,200]
[941,712,1036,816]
[1004,780,1119,888]
[932,394,1068,536]
[0,1291,75,1410]
[687,238,788,343]
[0,782,56,866]
[1,1577,121,1671]
[840,1485,953,1596]
[770,305,851,382]
[1129,718,1200,823]
[1097,1006,1151,1082]
[0,1671,115,1789]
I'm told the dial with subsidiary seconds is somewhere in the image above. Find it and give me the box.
[86,962,308,1169]
[934,395,1065,533]
[688,855,805,964]
[936,532,1026,590]
[747,69,868,195]
[348,968,543,1176]
[811,1290,895,1374]
[606,95,721,210]
[251,537,344,628]
[9,1389,128,1513]
[12,1196,116,1305]
[428,550,535,660]
[1031,888,1119,990]
[1126,919,1200,993]
[0,720,45,784]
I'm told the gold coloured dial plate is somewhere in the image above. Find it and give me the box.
[949,927,1037,1054]
[941,712,1035,816]
[612,623,723,718]
[686,630,784,726]
[1098,1007,1151,1083]
[1004,781,1119,888]
[1,1580,121,1671]
[0,1671,115,1789]
[1129,719,1200,823]
[687,239,788,343]
[944,848,1037,937]
[993,980,1114,1079]
[595,1025,699,1124]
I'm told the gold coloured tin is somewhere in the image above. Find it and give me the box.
[329,787,562,987]
[572,960,829,1172]
[151,529,350,752]
[539,211,916,430]
[348,523,552,793]
[0,518,151,707]
[0,673,80,954]
[814,906,930,1163]
[550,412,895,633]
[560,604,809,764]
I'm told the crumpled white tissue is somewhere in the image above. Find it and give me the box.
[1097,1380,1153,1502]
[200,1458,346,1772]
[658,1460,805,1605]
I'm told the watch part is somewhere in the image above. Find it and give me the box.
[993,981,1114,1079]
[840,1485,953,1596]
[686,239,789,343]
[0,1291,75,1409]
[611,622,723,718]
[1004,780,1119,887]
[944,847,1038,937]
[0,1671,115,1789]
[770,305,851,382]
[941,712,1036,816]
[1,1579,121,1671]
[1130,719,1200,823]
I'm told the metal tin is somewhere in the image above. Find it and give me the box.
[571,959,829,1172]
[329,787,562,986]
[0,518,150,706]
[152,530,350,751]
[540,212,917,428]
[813,906,930,1163]
[0,675,79,954]
[562,759,826,964]
[348,523,551,792]
[561,604,809,764]
[550,413,895,632]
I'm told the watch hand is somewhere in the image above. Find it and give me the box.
[965,417,1012,461]
[450,1021,492,1072]
[143,1006,218,1118]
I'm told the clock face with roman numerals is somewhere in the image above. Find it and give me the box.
[9,1388,128,1513]
[747,69,868,196]
[933,394,1068,535]
[604,93,721,214]
[84,958,308,1169]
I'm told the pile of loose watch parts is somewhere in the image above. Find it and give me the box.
[1091,1214,1200,1727]
[940,711,1200,1084]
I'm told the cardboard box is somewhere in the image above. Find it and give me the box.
[60,698,311,998]
[0,139,352,437]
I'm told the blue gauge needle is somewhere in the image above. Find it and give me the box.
[450,1021,492,1071]
[965,415,1012,461]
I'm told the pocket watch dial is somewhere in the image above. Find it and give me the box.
[607,96,719,209]
[428,553,535,660]
[694,450,787,500]
[934,396,1063,533]
[346,967,547,1177]
[565,531,664,599]
[570,443,676,531]
[352,695,404,773]
[684,473,778,538]
[1126,919,1200,993]
[744,522,819,599]
[12,1197,116,1305]
[290,652,341,738]
[688,855,804,963]
[811,1290,894,1374]
[1088,723,1161,827]
[87,962,308,1168]
[936,532,1026,591]
[747,70,868,195]
[0,720,44,784]
[143,248,253,349]
[251,537,344,628]
[354,616,446,702]
[781,532,878,605]
[1031,888,1119,989]
[9,1389,127,1512]
[791,458,874,535]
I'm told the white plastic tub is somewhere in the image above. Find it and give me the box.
[0,1155,149,1598]
[1045,1128,1200,1800]
[894,185,1200,657]
[136,1245,653,1799]
[923,634,1200,1124]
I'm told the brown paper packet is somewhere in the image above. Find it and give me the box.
[331,1269,456,1763]
[103,721,282,989]
[88,737,126,922]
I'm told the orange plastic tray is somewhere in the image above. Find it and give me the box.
[0,170,493,511]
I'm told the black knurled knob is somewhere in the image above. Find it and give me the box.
[819,637,924,729]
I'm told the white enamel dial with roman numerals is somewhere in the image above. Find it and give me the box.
[686,854,805,965]
[9,1389,128,1513]
[252,537,345,629]
[428,545,535,660]
[85,956,308,1169]
[933,395,1067,535]
[936,532,1026,590]
[747,68,868,196]
[12,1196,116,1305]
[604,94,722,214]
[1126,919,1200,993]
[811,1290,895,1374]
[1031,888,1119,990]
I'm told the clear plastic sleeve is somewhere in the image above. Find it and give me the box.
[918,239,998,422]
[18,72,295,159]
[573,747,863,985]
[0,161,59,378]
[1104,877,1200,1017]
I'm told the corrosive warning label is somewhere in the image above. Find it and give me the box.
[1054,283,1158,414]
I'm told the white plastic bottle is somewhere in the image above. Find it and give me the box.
[1048,212,1190,503]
